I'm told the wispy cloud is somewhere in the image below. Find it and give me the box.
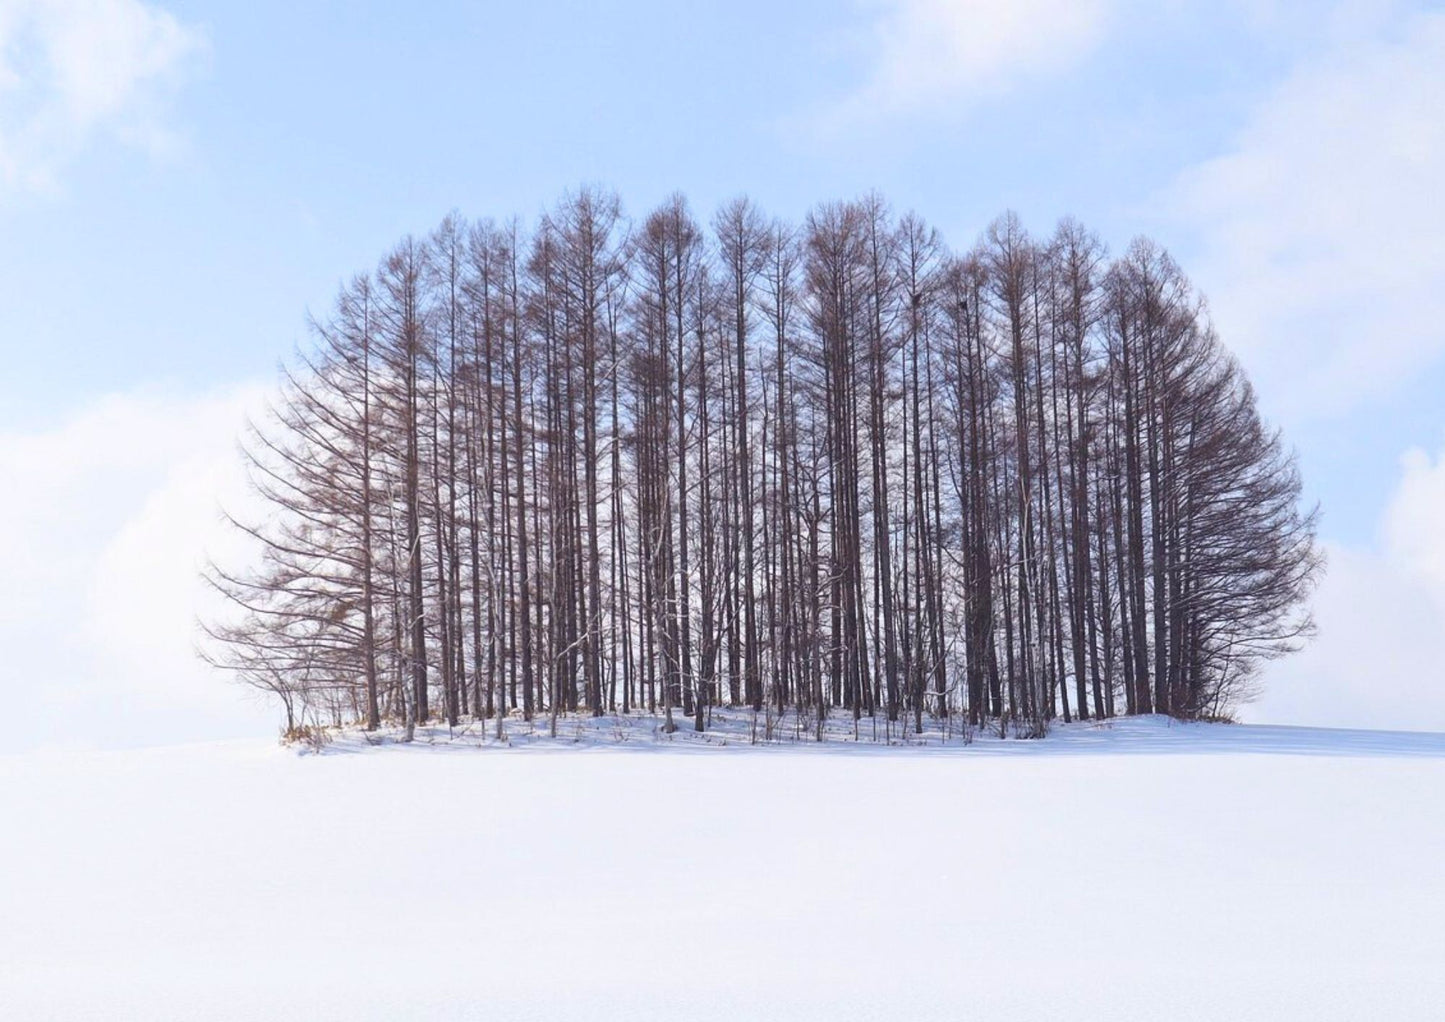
[1253,443,1445,731]
[815,0,1112,132]
[0,384,277,748]
[1165,5,1445,424]
[0,0,205,196]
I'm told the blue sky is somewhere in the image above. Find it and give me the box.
[2,0,1444,744]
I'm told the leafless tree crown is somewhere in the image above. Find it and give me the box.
[203,191,1321,738]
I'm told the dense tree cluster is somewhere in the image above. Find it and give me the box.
[204,189,1319,739]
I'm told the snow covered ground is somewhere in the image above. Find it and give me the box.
[2,716,1442,1020]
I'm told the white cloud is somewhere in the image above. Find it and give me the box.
[0,0,204,195]
[1252,445,1445,732]
[0,384,279,749]
[1167,6,1445,424]
[1164,2,1445,730]
[819,0,1112,129]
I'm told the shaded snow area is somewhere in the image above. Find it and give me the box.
[2,719,1443,1021]
[318,707,1445,757]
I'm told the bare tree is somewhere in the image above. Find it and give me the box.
[205,194,1320,740]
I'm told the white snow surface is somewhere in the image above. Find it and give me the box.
[2,715,1443,1021]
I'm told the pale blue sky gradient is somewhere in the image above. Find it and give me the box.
[3,0,1444,742]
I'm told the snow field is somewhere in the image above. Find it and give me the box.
[1,718,1442,1020]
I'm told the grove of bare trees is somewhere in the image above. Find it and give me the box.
[204,189,1320,740]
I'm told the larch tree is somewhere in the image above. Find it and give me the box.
[205,191,1320,742]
